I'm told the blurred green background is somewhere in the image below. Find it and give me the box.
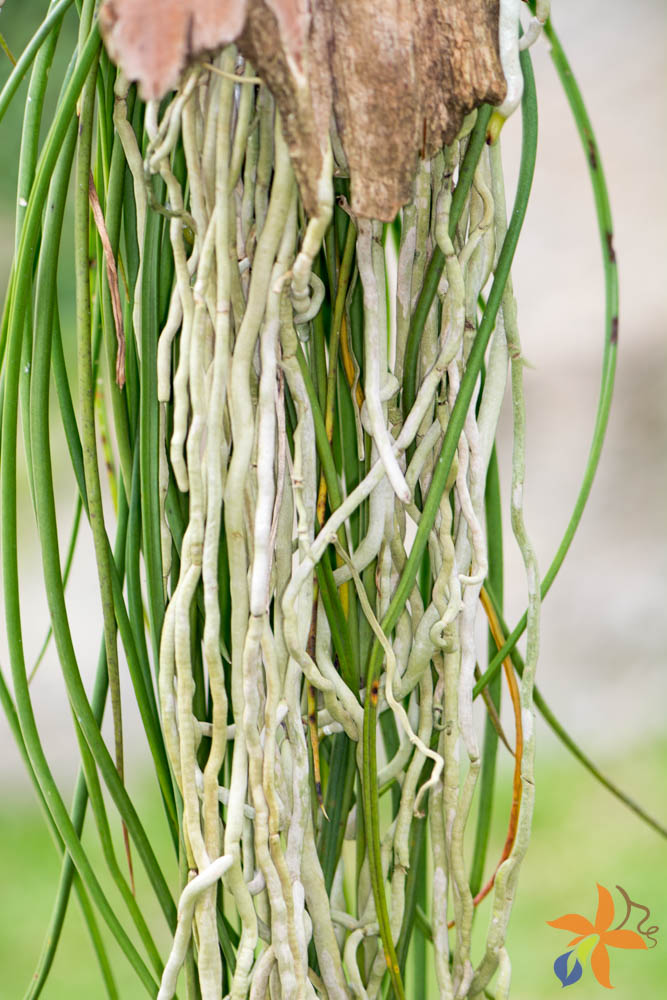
[0,737,664,997]
[0,1,665,997]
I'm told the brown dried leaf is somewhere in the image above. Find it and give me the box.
[89,173,126,388]
[99,0,248,99]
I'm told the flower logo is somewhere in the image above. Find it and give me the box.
[547,883,658,988]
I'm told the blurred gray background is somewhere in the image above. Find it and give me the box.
[498,0,667,752]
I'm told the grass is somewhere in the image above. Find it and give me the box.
[1,732,664,998]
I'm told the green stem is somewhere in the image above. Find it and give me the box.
[97,90,134,497]
[296,341,343,511]
[15,0,63,505]
[75,36,129,839]
[53,298,178,839]
[25,491,131,999]
[474,18,618,701]
[322,218,356,441]
[0,0,75,127]
[140,185,166,659]
[317,733,356,893]
[469,444,503,896]
[295,341,359,688]
[28,487,83,685]
[2,21,162,995]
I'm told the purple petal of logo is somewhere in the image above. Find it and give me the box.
[554,950,583,987]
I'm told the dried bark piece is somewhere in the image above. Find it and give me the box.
[415,0,506,158]
[100,0,507,220]
[241,0,506,220]
[238,0,331,219]
[265,0,311,69]
[99,0,248,99]
[328,0,418,221]
[328,0,506,218]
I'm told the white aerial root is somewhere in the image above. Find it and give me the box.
[470,145,541,999]
[158,854,234,1000]
[142,42,539,1000]
[496,0,524,121]
[357,220,411,503]
[334,539,443,815]
[494,0,550,132]
[520,0,550,50]
[291,143,334,318]
[249,304,280,616]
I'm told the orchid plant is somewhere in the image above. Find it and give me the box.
[0,2,663,1000]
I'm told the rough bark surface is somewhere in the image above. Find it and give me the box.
[415,0,505,156]
[238,0,332,221]
[100,0,506,219]
[328,0,418,221]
